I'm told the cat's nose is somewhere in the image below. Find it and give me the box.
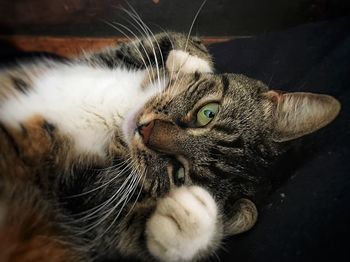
[138,120,155,145]
[138,119,186,155]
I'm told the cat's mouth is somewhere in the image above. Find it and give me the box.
[122,106,190,192]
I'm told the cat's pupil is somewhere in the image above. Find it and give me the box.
[204,110,215,118]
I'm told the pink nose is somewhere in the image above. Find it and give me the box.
[138,120,155,145]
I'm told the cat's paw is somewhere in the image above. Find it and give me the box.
[166,50,213,74]
[146,186,220,262]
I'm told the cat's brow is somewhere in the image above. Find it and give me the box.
[184,78,209,98]
[221,75,230,96]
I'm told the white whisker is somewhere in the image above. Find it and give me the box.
[65,156,132,198]
[185,0,207,52]
[102,20,154,87]
[122,6,164,93]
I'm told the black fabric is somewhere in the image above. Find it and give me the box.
[210,17,350,262]
[0,17,349,262]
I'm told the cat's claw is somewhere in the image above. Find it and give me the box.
[146,186,219,262]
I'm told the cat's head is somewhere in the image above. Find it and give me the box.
[122,69,341,206]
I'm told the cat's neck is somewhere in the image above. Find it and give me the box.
[0,63,165,158]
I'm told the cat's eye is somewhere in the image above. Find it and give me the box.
[196,102,219,127]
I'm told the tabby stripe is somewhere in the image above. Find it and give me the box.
[216,136,245,149]
[12,77,29,94]
[42,121,56,141]
[185,79,208,98]
[183,75,201,97]
[208,147,243,167]
[20,124,28,137]
[194,81,216,100]
[194,71,201,82]
[0,123,20,155]
[188,171,213,184]
[156,38,173,63]
[212,124,235,136]
[136,38,172,68]
[221,74,230,96]
[115,50,143,69]
[192,41,208,53]
[96,54,116,68]
[114,135,128,148]
[207,164,232,179]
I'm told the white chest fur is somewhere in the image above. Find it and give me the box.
[0,64,164,157]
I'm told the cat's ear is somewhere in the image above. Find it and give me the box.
[225,199,258,235]
[264,91,341,142]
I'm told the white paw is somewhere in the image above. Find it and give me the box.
[146,186,218,262]
[166,50,213,74]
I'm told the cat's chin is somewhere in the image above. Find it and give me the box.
[121,108,140,145]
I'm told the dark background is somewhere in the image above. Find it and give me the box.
[210,16,350,262]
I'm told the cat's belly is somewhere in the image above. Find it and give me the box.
[0,63,166,158]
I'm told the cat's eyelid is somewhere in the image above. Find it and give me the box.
[185,95,221,119]
[182,98,222,128]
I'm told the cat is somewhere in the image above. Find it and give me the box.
[0,31,340,262]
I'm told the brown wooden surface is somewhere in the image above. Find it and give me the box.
[0,36,232,58]
[1,0,348,36]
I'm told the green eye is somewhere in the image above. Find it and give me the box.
[196,102,219,127]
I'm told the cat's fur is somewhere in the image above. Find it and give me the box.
[0,32,340,262]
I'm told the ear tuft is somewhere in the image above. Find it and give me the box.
[265,91,341,142]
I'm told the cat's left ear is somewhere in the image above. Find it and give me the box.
[264,91,341,142]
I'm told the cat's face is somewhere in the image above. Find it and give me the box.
[122,71,340,205]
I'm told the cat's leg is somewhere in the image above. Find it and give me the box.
[117,187,257,261]
[145,186,222,262]
[165,48,213,74]
[82,32,213,73]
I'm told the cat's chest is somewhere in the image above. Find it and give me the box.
[0,64,164,157]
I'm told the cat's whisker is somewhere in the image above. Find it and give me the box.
[119,10,161,91]
[75,157,145,236]
[66,162,140,223]
[65,156,132,198]
[153,29,177,91]
[184,0,207,52]
[169,0,207,97]
[67,163,134,221]
[75,171,137,234]
[102,20,154,86]
[110,21,160,91]
[88,169,141,239]
[122,4,165,93]
[168,67,188,99]
[123,2,165,86]
[208,248,222,262]
[91,158,129,172]
[118,14,162,93]
[125,167,146,218]
[98,169,143,239]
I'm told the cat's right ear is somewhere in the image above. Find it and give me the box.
[264,91,341,142]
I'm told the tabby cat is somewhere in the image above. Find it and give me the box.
[0,31,340,262]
